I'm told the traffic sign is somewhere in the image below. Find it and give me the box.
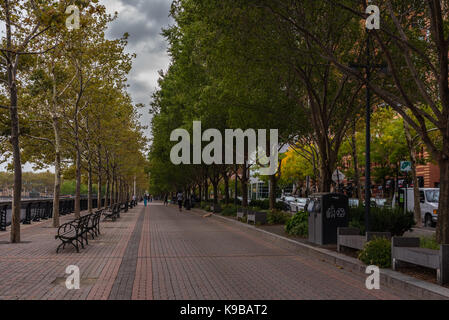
[400,161,412,172]
[332,170,345,183]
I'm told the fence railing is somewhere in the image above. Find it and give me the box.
[0,197,110,231]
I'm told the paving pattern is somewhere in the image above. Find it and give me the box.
[0,202,417,300]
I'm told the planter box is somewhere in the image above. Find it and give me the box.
[237,208,247,221]
[392,237,449,285]
[337,227,391,252]
[247,210,267,225]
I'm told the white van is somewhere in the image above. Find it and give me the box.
[393,188,439,227]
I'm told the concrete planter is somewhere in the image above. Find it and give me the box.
[247,210,267,225]
[392,237,449,286]
[337,227,391,252]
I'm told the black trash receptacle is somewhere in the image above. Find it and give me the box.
[307,193,349,245]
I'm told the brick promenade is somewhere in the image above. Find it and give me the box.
[0,202,417,300]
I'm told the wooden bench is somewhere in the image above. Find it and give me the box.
[392,237,449,285]
[237,208,247,221]
[337,227,391,252]
[247,210,267,225]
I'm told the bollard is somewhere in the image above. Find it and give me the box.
[0,205,7,231]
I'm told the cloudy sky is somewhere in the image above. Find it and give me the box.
[103,0,173,137]
[0,0,173,172]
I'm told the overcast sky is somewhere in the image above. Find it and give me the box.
[104,0,173,137]
[0,0,173,172]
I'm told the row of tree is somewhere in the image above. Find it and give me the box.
[148,0,449,244]
[1,1,148,243]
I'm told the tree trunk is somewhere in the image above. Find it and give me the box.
[9,78,21,243]
[351,122,362,200]
[223,173,229,204]
[404,121,422,227]
[204,179,209,201]
[87,161,92,213]
[241,164,248,208]
[97,174,102,209]
[110,169,115,205]
[97,147,102,209]
[437,159,449,244]
[5,0,21,243]
[105,173,109,207]
[212,182,218,204]
[52,116,62,228]
[269,174,277,210]
[319,162,333,193]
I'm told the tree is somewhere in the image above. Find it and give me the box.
[0,0,65,242]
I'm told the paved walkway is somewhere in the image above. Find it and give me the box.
[0,202,417,300]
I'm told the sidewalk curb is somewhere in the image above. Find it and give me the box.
[191,208,449,300]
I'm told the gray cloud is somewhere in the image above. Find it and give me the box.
[102,0,173,138]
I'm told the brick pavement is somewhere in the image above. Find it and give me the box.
[0,202,418,300]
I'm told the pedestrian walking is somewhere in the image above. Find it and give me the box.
[144,194,148,207]
[177,191,183,212]
[164,194,168,206]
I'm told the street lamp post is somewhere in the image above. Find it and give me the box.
[365,33,372,233]
[350,32,386,232]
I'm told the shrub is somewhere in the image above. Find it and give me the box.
[249,199,270,210]
[358,237,391,268]
[285,211,308,237]
[420,235,440,250]
[221,205,237,217]
[349,206,415,236]
[249,199,290,212]
[267,210,291,225]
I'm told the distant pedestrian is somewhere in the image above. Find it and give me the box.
[164,194,168,206]
[177,192,183,212]
[144,194,148,207]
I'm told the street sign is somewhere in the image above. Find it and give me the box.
[400,161,412,172]
[332,170,345,183]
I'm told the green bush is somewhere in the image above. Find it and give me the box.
[420,235,440,250]
[285,211,308,237]
[267,210,291,225]
[249,199,289,212]
[349,206,415,236]
[221,205,237,217]
[358,237,391,268]
[249,199,270,210]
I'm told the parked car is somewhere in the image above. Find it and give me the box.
[289,198,308,213]
[278,196,296,212]
[349,198,360,208]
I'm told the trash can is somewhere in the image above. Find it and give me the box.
[307,193,349,245]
